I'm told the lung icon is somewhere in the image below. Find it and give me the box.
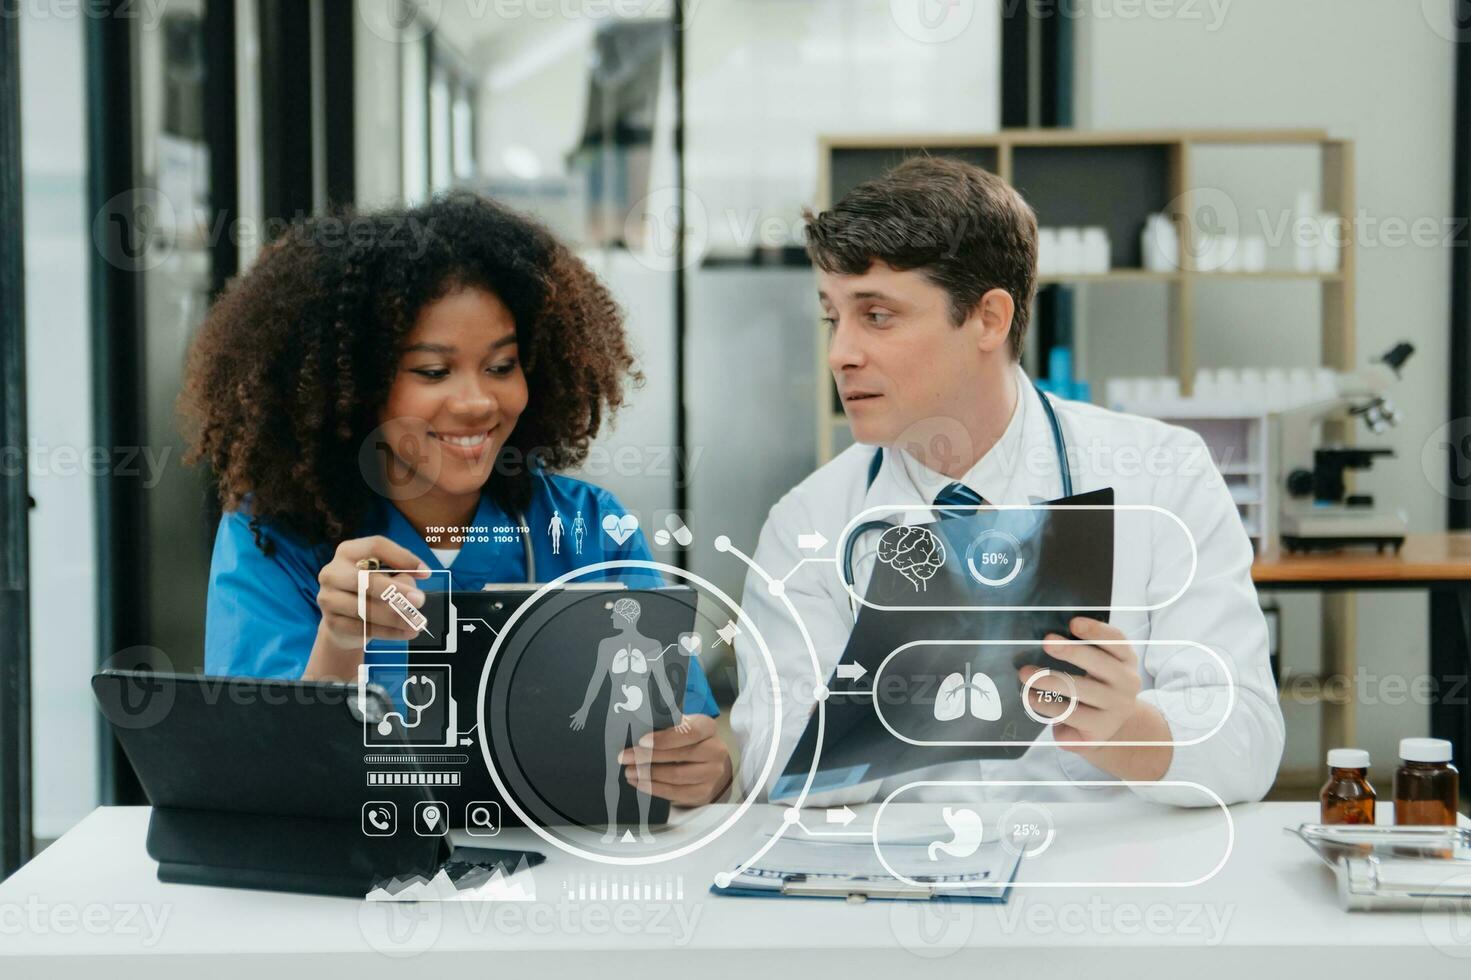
[934,666,1002,722]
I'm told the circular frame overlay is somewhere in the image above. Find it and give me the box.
[476,559,782,865]
[963,528,1024,587]
[1021,668,1079,726]
[997,802,1057,858]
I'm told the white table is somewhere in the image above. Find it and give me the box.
[2,800,1468,978]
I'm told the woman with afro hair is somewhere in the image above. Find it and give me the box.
[180,193,732,807]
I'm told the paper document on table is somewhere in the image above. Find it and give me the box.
[714,832,1020,902]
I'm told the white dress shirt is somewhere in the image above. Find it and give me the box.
[897,372,1027,506]
[730,365,1285,808]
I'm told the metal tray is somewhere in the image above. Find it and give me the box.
[1291,822,1471,868]
[1290,823,1471,909]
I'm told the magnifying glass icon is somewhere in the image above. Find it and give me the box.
[466,801,500,836]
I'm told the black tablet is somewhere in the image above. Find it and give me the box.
[93,670,444,895]
[381,585,699,834]
[480,585,698,833]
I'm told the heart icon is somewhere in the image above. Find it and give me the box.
[602,513,639,547]
[679,633,701,655]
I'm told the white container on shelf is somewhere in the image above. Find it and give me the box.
[1287,367,1314,408]
[1221,234,1244,273]
[1142,214,1180,272]
[1262,368,1289,410]
[1038,228,1060,276]
[1057,228,1083,274]
[1194,368,1220,403]
[1215,369,1244,405]
[1081,227,1111,274]
[1313,368,1337,401]
[1239,368,1265,407]
[1198,232,1238,273]
[1293,189,1318,273]
[1195,233,1218,272]
[1242,235,1268,273]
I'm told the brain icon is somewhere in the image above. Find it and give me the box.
[877,525,948,591]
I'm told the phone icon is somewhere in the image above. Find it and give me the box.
[362,801,397,837]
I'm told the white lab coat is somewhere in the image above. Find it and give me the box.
[731,366,1285,808]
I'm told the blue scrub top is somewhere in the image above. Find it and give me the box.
[204,471,718,716]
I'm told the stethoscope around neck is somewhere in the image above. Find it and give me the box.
[839,378,1073,614]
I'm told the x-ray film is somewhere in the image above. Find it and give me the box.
[775,488,1114,800]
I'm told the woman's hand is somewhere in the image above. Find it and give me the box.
[304,536,431,681]
[618,715,733,807]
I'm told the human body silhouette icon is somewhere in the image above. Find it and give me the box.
[569,597,686,843]
[572,510,587,555]
[548,511,565,555]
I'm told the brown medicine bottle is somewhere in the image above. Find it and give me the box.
[1393,738,1460,827]
[1320,748,1376,825]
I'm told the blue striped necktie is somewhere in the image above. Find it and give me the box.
[933,482,985,518]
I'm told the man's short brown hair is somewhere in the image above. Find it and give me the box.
[804,156,1038,360]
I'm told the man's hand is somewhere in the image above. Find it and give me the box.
[618,715,733,807]
[1017,616,1173,780]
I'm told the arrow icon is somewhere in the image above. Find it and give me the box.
[797,532,828,552]
[826,806,856,827]
[462,623,476,633]
[836,663,867,682]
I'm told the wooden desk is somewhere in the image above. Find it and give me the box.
[1254,533,1471,586]
[1251,532,1471,792]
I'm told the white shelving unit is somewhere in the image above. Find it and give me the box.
[1107,403,1274,552]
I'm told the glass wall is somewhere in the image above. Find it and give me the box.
[135,0,220,679]
[21,0,233,838]
[20,4,96,845]
[683,0,1002,605]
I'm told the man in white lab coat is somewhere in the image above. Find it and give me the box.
[731,158,1285,807]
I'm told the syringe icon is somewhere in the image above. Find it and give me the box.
[380,583,433,637]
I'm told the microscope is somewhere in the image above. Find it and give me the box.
[1276,342,1414,553]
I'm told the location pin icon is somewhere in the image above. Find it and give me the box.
[424,807,439,829]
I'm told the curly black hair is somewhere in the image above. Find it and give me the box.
[180,193,641,552]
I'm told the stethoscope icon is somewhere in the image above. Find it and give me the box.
[376,674,437,736]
